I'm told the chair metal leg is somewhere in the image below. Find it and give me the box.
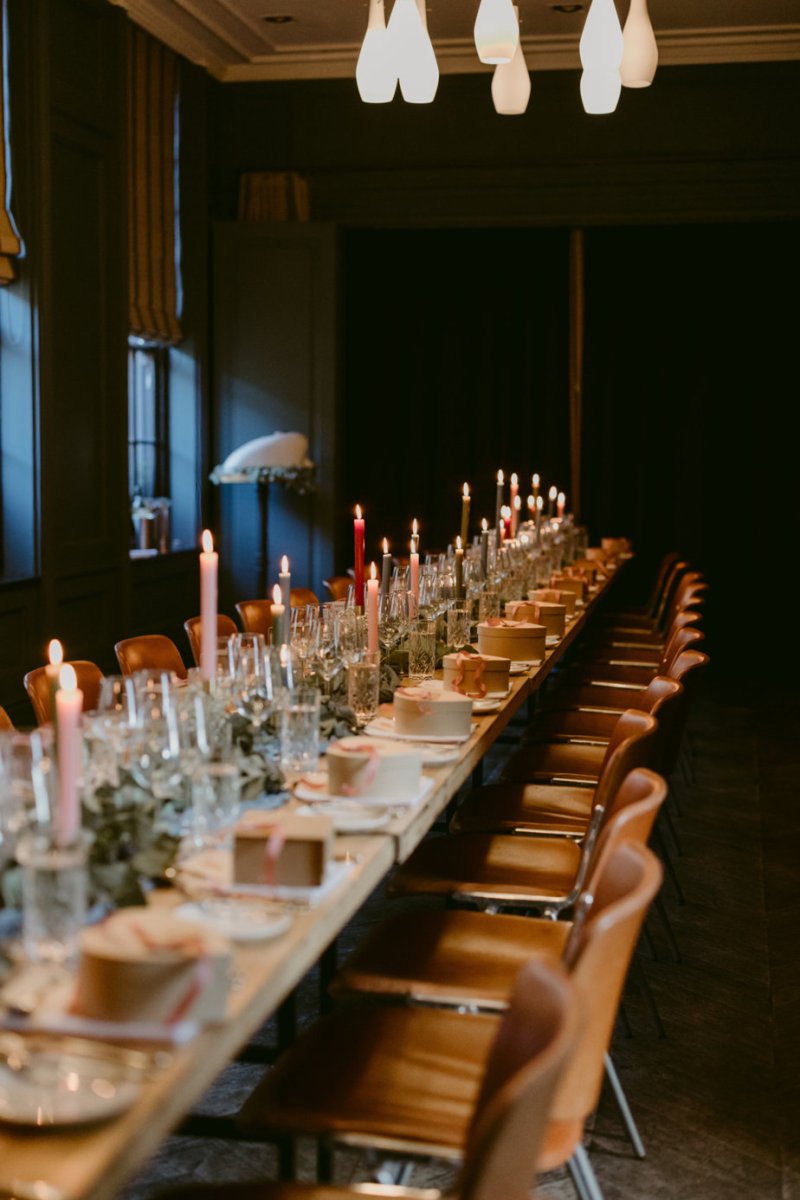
[640,919,659,961]
[653,893,682,963]
[571,1144,605,1200]
[567,1153,593,1200]
[618,1000,634,1038]
[604,1053,646,1159]
[661,804,684,856]
[631,953,666,1038]
[653,826,686,905]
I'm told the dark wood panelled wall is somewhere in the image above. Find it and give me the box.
[1,0,799,723]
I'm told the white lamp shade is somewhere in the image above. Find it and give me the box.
[491,10,530,114]
[621,0,658,87]
[579,0,623,73]
[580,68,622,114]
[356,0,397,104]
[388,0,439,104]
[474,0,519,65]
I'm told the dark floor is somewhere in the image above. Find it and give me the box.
[123,681,800,1200]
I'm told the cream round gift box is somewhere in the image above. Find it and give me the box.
[393,685,473,738]
[550,573,587,602]
[74,908,231,1025]
[477,619,546,663]
[529,587,577,617]
[504,600,538,624]
[442,651,510,697]
[327,736,422,798]
[530,601,566,639]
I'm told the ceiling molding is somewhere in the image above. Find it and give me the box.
[112,3,800,84]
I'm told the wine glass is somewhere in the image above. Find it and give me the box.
[338,608,366,666]
[230,642,274,746]
[313,610,342,696]
[378,591,402,659]
[290,604,320,680]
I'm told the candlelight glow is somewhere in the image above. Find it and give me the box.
[549,485,558,501]
[201,529,214,554]
[272,584,283,606]
[59,664,77,691]
[48,639,63,667]
[456,536,463,550]
[355,504,363,519]
[514,495,522,510]
[532,473,540,488]
[370,561,377,580]
[280,644,290,666]
[383,537,389,553]
[511,472,518,485]
[281,555,289,573]
[537,495,544,510]
[558,491,566,505]
[501,505,511,518]
[412,518,419,535]
[481,518,488,531]
[463,482,470,497]
[497,469,504,484]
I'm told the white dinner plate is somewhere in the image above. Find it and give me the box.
[510,661,538,674]
[173,901,292,943]
[472,697,502,713]
[0,1046,140,1128]
[364,716,476,744]
[294,802,391,833]
[546,634,561,646]
[294,775,434,810]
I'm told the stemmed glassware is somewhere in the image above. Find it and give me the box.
[378,591,403,660]
[229,635,274,747]
[290,605,320,680]
[313,609,342,696]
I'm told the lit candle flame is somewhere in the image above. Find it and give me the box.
[281,555,289,573]
[355,504,363,520]
[370,561,377,580]
[532,473,540,488]
[549,485,558,501]
[463,482,470,498]
[558,492,566,505]
[537,495,544,510]
[382,537,389,554]
[511,472,518,485]
[456,536,463,550]
[272,584,283,606]
[59,663,77,691]
[497,469,504,485]
[48,639,63,667]
[412,518,418,536]
[527,494,535,509]
[514,495,522,510]
[481,518,488,532]
[280,644,290,666]
[201,529,214,554]
[501,505,511,518]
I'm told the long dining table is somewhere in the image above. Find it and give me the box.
[0,564,626,1200]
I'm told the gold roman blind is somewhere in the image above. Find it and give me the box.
[128,25,181,343]
[0,1,22,286]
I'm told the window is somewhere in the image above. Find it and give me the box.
[127,340,168,501]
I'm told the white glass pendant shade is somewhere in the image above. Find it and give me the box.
[620,0,658,87]
[580,69,622,114]
[388,0,439,104]
[491,8,530,114]
[474,0,519,65]
[579,0,623,72]
[356,0,397,103]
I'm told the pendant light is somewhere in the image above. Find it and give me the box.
[356,0,397,103]
[620,0,658,87]
[579,0,623,114]
[491,6,530,114]
[474,0,519,66]
[388,0,439,105]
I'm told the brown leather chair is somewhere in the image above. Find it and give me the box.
[322,575,352,602]
[290,587,320,608]
[558,624,705,694]
[114,635,188,680]
[0,705,15,732]
[335,767,666,1009]
[184,614,238,668]
[235,600,272,640]
[448,709,658,840]
[552,646,709,715]
[24,660,104,725]
[232,845,659,1200]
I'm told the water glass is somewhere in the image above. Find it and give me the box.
[347,651,380,727]
[479,590,501,622]
[97,674,137,720]
[280,686,321,774]
[191,762,241,850]
[446,604,472,650]
[16,828,90,965]
[407,621,437,683]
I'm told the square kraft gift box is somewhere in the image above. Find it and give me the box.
[442,650,510,696]
[234,812,333,888]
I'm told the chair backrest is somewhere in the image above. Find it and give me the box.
[661,609,702,638]
[461,960,579,1200]
[235,600,272,639]
[114,635,188,680]
[652,559,691,625]
[24,660,104,725]
[630,677,684,774]
[591,710,658,812]
[0,705,15,732]
[323,576,352,602]
[659,625,705,673]
[661,649,709,769]
[184,614,238,668]
[290,587,320,609]
[643,552,683,618]
[592,766,667,859]
[548,844,663,1135]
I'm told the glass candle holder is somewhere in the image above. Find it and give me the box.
[16,828,91,965]
[280,686,321,774]
[347,651,380,727]
[446,604,472,650]
[407,622,437,684]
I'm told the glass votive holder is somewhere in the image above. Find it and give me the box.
[280,686,321,774]
[446,604,472,650]
[407,622,437,684]
[16,827,91,965]
[478,590,501,622]
[191,761,241,851]
[347,651,380,728]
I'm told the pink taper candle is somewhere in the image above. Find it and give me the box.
[46,639,63,722]
[56,663,82,840]
[367,562,379,654]
[199,530,218,683]
[557,491,566,519]
[409,518,420,606]
[509,474,519,536]
[354,505,365,607]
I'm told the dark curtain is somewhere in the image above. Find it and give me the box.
[341,228,571,565]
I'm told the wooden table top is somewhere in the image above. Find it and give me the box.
[0,565,623,1200]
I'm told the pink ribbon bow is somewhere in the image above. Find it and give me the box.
[452,652,487,699]
[337,740,381,796]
